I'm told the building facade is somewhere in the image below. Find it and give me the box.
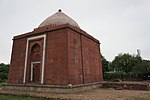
[8,10,103,85]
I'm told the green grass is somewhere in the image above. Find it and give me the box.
[0,94,45,100]
[134,97,150,100]
[0,82,5,86]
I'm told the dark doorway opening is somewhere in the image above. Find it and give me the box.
[32,63,40,83]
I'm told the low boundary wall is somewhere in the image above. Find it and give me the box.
[0,82,103,93]
[102,82,150,90]
[0,82,149,94]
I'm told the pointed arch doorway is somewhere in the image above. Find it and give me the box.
[30,43,42,83]
[23,35,46,84]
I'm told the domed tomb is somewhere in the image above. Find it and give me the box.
[39,9,80,28]
[8,9,103,86]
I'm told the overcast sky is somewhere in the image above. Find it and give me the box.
[0,0,150,63]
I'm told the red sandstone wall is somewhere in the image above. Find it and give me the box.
[8,38,27,84]
[8,25,103,85]
[81,35,103,83]
[68,29,83,84]
[67,28,103,85]
[44,28,68,85]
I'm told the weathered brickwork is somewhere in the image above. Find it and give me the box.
[8,38,26,83]
[8,10,103,85]
[45,29,68,85]
[81,35,102,83]
[68,28,83,84]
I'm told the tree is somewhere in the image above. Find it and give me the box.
[112,53,142,73]
[101,55,110,73]
[132,61,150,79]
[111,53,142,80]
[102,53,150,80]
[0,63,10,81]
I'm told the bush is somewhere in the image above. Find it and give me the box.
[104,72,123,80]
[20,93,30,97]
[104,72,135,81]
[0,72,8,80]
[0,63,10,83]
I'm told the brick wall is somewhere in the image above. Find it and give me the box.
[8,24,103,85]
[8,37,27,83]
[44,28,68,85]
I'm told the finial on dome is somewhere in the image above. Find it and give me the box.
[58,9,62,12]
[39,9,80,28]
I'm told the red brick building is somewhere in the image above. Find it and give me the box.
[8,10,103,85]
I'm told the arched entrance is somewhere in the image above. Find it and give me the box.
[30,44,41,83]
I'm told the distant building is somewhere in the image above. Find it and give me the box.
[8,10,103,85]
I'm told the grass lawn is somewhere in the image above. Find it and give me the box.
[134,97,150,100]
[0,94,45,100]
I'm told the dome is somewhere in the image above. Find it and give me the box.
[39,9,80,28]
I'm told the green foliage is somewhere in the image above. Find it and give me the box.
[104,72,133,80]
[132,61,150,79]
[112,53,142,73]
[0,72,8,80]
[101,55,110,73]
[102,55,114,80]
[134,97,150,100]
[104,72,122,80]
[103,53,150,80]
[0,63,10,82]
[20,93,30,97]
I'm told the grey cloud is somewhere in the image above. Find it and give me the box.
[0,0,150,63]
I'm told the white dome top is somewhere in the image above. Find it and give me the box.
[39,10,80,28]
